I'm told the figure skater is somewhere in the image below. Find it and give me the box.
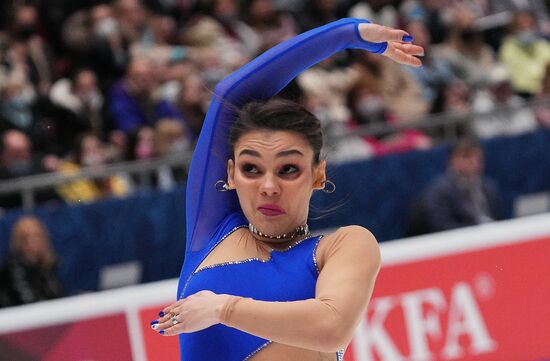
[150,18,423,361]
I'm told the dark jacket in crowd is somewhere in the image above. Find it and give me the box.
[0,251,65,308]
[423,172,503,232]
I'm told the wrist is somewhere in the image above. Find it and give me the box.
[216,294,243,325]
[214,294,232,324]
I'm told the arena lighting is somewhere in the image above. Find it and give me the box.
[0,213,549,360]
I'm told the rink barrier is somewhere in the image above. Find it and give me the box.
[0,213,549,360]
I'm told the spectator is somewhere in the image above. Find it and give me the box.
[297,55,358,125]
[61,4,128,89]
[499,9,550,97]
[534,63,550,127]
[297,0,340,31]
[49,68,105,136]
[399,0,450,44]
[472,65,538,137]
[0,215,65,307]
[179,1,259,78]
[0,71,36,133]
[56,133,132,203]
[430,4,498,88]
[113,0,151,45]
[176,72,210,138]
[155,118,192,156]
[240,0,297,50]
[0,130,62,209]
[352,51,429,123]
[127,126,157,161]
[346,76,432,157]
[8,4,53,95]
[422,137,503,232]
[348,0,399,28]
[154,118,189,189]
[431,79,471,115]
[108,57,182,134]
[404,19,454,105]
[0,129,40,180]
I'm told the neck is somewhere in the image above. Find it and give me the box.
[248,223,310,245]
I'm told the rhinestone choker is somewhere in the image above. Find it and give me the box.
[248,223,310,240]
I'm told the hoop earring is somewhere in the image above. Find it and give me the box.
[214,180,231,192]
[322,180,336,194]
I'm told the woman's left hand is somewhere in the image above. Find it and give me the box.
[150,290,230,336]
[358,22,424,68]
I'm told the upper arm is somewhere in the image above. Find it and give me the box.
[315,226,381,340]
[185,18,382,253]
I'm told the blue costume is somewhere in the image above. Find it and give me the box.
[177,18,387,361]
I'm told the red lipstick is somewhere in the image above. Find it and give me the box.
[257,204,285,216]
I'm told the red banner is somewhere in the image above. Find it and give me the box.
[1,231,549,361]
[0,314,132,361]
[345,236,550,361]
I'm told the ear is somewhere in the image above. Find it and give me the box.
[312,160,326,190]
[227,159,236,188]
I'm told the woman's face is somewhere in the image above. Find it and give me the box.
[14,218,49,265]
[80,135,106,167]
[228,130,325,238]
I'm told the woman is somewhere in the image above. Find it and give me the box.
[0,216,65,307]
[150,18,423,360]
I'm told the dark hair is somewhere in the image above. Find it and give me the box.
[229,98,323,164]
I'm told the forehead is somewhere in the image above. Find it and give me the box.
[234,130,312,156]
[453,148,482,158]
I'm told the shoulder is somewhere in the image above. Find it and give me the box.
[426,174,454,193]
[316,225,380,270]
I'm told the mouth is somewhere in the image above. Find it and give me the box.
[257,204,285,216]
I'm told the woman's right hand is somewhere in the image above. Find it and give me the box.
[358,23,424,68]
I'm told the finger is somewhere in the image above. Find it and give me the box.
[162,322,186,336]
[385,27,411,43]
[393,43,425,56]
[360,23,411,43]
[150,303,181,330]
[383,45,422,68]
[162,302,180,315]
[155,312,183,333]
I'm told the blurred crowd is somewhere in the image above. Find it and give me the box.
[4,0,550,307]
[1,0,550,209]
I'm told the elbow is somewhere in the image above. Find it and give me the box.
[315,315,354,353]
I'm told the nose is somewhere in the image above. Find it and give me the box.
[260,173,280,197]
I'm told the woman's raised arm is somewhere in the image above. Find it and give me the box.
[185,18,422,253]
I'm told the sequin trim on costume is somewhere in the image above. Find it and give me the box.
[180,226,316,299]
[312,235,324,275]
[180,224,247,299]
[336,349,344,361]
[192,234,314,276]
[243,340,273,361]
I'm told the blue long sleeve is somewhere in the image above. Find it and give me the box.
[185,18,386,253]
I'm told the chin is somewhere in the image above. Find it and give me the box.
[253,215,289,234]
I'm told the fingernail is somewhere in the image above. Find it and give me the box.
[159,330,165,335]
[402,35,414,42]
[158,311,165,317]
[151,324,159,330]
[150,320,159,326]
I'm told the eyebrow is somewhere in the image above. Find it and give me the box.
[238,149,304,158]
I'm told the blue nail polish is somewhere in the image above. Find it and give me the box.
[150,320,159,325]
[159,330,165,335]
[159,311,165,317]
[402,35,414,42]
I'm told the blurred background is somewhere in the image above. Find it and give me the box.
[0,0,549,360]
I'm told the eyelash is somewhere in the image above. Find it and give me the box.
[241,163,299,176]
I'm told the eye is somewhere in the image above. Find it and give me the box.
[279,165,299,175]
[241,163,260,174]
